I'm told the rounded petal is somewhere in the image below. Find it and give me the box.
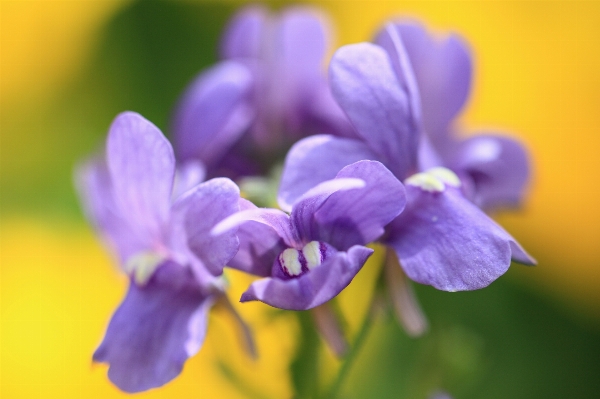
[377,21,472,141]
[93,262,213,393]
[75,158,147,263]
[220,6,267,60]
[278,135,379,212]
[172,61,254,166]
[386,186,535,291]
[106,112,175,242]
[314,161,406,250]
[451,133,531,210]
[330,42,419,178]
[171,178,241,277]
[240,245,373,310]
[227,198,286,277]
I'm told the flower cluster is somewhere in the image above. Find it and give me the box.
[77,5,535,394]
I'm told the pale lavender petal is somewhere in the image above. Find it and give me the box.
[75,158,146,263]
[386,186,535,292]
[93,262,213,393]
[172,61,254,166]
[303,82,357,139]
[220,6,267,60]
[106,112,174,242]
[451,134,530,210]
[278,135,378,212]
[171,161,206,201]
[378,21,472,140]
[314,161,406,250]
[330,43,419,178]
[240,245,373,310]
[170,178,240,277]
[213,207,299,248]
[227,198,286,277]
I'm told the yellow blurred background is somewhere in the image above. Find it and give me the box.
[2,1,599,398]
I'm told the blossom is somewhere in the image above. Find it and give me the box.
[375,21,531,210]
[213,161,405,310]
[76,112,241,392]
[172,6,352,177]
[278,26,535,291]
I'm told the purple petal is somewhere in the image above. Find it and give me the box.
[75,158,146,263]
[386,185,535,291]
[172,61,254,167]
[170,178,240,277]
[240,245,373,310]
[171,161,206,201]
[279,135,379,212]
[220,6,267,60]
[451,133,531,210]
[213,206,299,248]
[93,262,213,393]
[378,21,472,141]
[106,112,174,243]
[330,42,419,178]
[314,161,406,250]
[227,199,286,277]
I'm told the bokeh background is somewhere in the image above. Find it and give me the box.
[2,1,599,398]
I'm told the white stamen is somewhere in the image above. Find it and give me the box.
[405,172,445,192]
[428,167,461,187]
[279,248,303,276]
[302,241,323,270]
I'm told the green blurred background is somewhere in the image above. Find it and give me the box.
[1,1,600,398]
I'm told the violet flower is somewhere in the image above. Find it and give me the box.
[76,112,241,392]
[213,160,405,310]
[375,21,531,210]
[172,6,352,177]
[279,26,535,292]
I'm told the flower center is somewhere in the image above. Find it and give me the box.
[278,241,327,278]
[405,167,461,192]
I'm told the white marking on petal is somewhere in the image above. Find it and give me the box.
[405,172,445,192]
[468,138,502,163]
[124,251,166,286]
[279,248,303,276]
[427,167,461,188]
[302,241,323,270]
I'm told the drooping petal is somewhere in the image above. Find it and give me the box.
[278,135,379,212]
[170,178,240,277]
[240,245,373,310]
[377,21,472,141]
[330,42,419,178]
[386,185,535,292]
[451,133,531,210]
[93,262,213,393]
[220,6,267,60]
[106,112,175,243]
[75,158,146,263]
[172,61,254,167]
[227,198,286,277]
[314,161,406,250]
[212,206,299,248]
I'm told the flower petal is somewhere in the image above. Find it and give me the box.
[386,186,535,291]
[314,161,406,250]
[227,198,286,277]
[171,161,206,201]
[377,21,472,141]
[240,245,373,310]
[330,42,419,178]
[172,61,254,167]
[278,135,379,212]
[220,6,267,60]
[106,112,174,242]
[75,158,146,263]
[451,133,531,210]
[171,178,240,277]
[93,262,213,393]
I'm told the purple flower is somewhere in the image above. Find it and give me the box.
[213,160,405,310]
[172,6,352,177]
[278,26,535,292]
[76,112,241,392]
[375,21,531,210]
